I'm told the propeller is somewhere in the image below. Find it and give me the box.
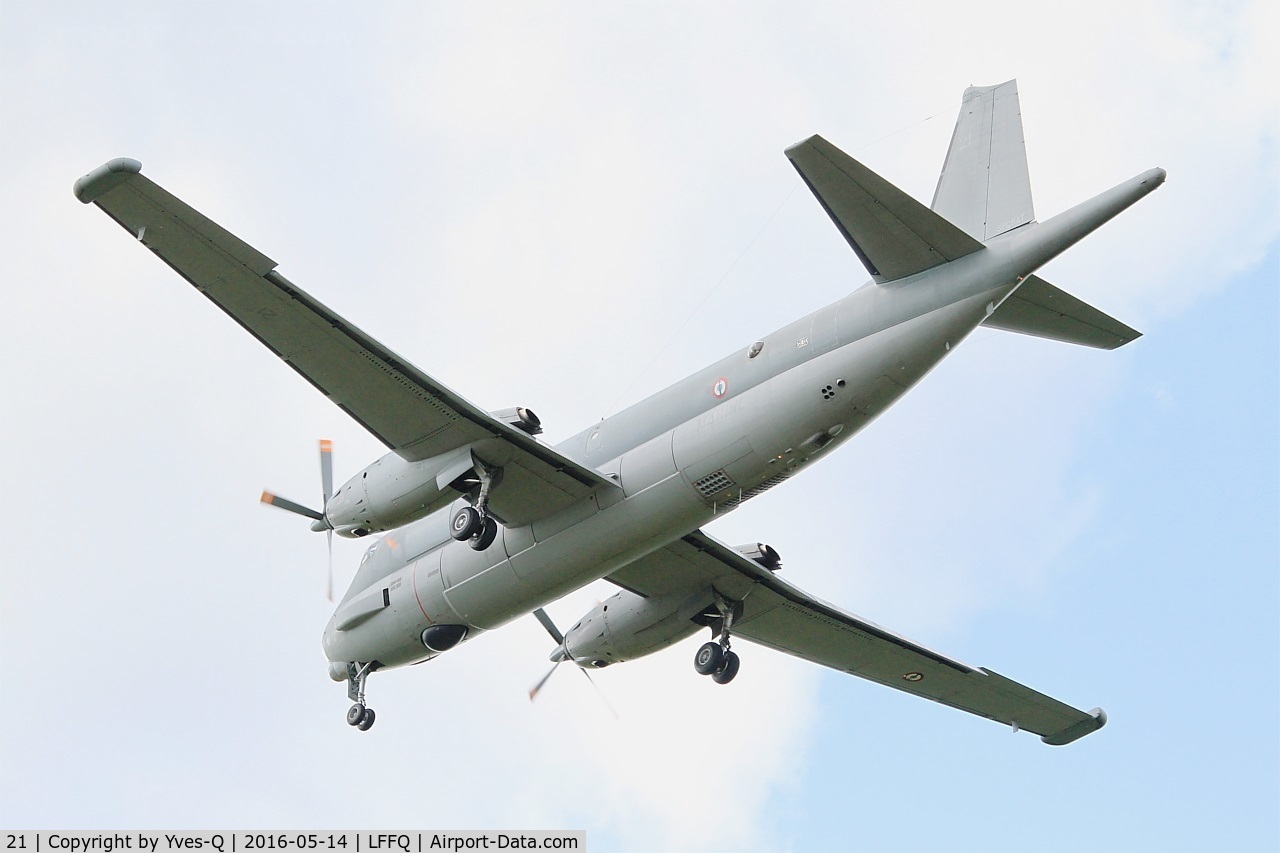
[533,606,564,645]
[528,607,566,701]
[528,658,561,702]
[261,438,336,600]
[528,608,618,718]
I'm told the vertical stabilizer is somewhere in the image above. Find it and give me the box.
[931,80,1035,241]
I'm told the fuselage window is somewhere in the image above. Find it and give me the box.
[748,341,764,359]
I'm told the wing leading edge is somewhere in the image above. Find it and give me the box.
[608,530,1106,745]
[74,158,618,526]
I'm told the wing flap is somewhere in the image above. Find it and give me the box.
[785,135,984,282]
[76,159,618,526]
[984,274,1141,349]
[609,530,1106,743]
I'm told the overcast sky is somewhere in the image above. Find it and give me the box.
[2,2,1277,851]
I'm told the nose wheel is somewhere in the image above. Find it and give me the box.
[693,590,742,685]
[345,661,379,731]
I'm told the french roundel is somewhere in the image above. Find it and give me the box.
[712,377,728,398]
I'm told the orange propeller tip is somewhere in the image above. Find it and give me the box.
[260,490,274,504]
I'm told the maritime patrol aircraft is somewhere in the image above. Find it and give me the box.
[76,80,1162,742]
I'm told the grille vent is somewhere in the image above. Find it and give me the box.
[723,473,792,507]
[694,469,734,497]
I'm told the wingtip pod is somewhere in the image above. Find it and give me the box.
[1041,707,1108,746]
[74,158,142,203]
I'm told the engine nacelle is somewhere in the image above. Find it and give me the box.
[561,587,711,667]
[324,446,477,538]
[323,407,543,537]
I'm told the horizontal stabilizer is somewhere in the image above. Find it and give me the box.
[984,275,1140,349]
[786,135,984,282]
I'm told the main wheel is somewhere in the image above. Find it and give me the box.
[469,516,499,551]
[450,506,482,541]
[712,650,740,684]
[346,703,366,726]
[357,708,376,731]
[694,642,724,675]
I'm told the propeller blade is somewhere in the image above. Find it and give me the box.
[578,667,620,719]
[532,607,565,645]
[260,491,324,521]
[319,439,334,505]
[263,441,337,603]
[326,529,334,602]
[528,662,561,701]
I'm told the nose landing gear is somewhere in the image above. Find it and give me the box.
[693,590,742,685]
[345,661,379,731]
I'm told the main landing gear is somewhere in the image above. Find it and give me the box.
[450,505,498,550]
[693,590,741,685]
[449,459,501,551]
[345,661,378,731]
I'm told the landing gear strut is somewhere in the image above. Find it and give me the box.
[345,661,378,731]
[449,459,502,551]
[693,589,741,685]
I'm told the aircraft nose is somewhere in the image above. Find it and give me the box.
[1144,167,1167,186]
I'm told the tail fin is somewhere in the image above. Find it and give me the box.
[932,80,1035,241]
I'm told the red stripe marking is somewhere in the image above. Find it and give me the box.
[412,560,433,624]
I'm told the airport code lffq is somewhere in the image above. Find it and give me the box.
[4,834,583,853]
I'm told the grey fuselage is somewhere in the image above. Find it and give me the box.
[320,166,1162,671]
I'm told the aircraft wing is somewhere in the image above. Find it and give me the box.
[74,158,618,526]
[608,530,1106,745]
